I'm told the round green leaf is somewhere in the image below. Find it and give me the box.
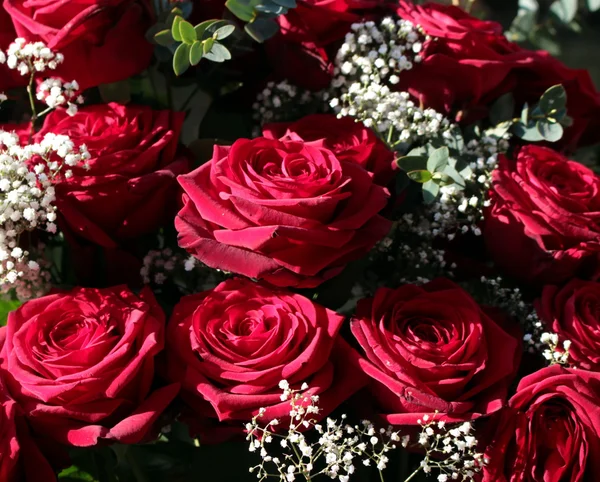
[537,121,564,142]
[195,20,217,40]
[204,42,231,62]
[173,43,191,76]
[214,24,236,40]
[179,19,196,44]
[171,16,183,41]
[154,29,174,47]
[189,41,203,66]
[427,146,449,173]
[396,155,428,172]
[407,170,433,183]
[539,84,567,115]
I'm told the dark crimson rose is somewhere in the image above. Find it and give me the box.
[536,279,600,371]
[483,366,600,482]
[176,137,390,288]
[350,279,521,424]
[484,145,600,285]
[396,2,600,147]
[166,277,366,434]
[0,286,179,447]
[262,114,395,185]
[2,0,154,90]
[37,103,189,249]
[0,365,56,482]
[268,0,381,90]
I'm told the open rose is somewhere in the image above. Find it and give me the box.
[536,279,600,371]
[3,0,154,90]
[350,279,521,424]
[396,2,600,147]
[0,286,179,447]
[166,277,366,437]
[484,366,600,482]
[0,364,56,482]
[38,103,189,249]
[484,145,600,285]
[262,114,395,185]
[176,137,390,288]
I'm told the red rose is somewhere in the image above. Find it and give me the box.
[176,137,390,288]
[484,145,600,285]
[350,279,521,424]
[263,114,395,185]
[396,2,600,147]
[166,277,366,434]
[2,0,154,90]
[267,0,379,90]
[0,366,56,482]
[37,103,189,249]
[0,286,179,447]
[536,279,600,371]
[483,365,600,482]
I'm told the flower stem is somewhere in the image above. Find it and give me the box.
[403,466,423,482]
[27,68,37,141]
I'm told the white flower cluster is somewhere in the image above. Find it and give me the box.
[331,86,453,150]
[247,381,404,482]
[0,243,52,301]
[252,80,329,135]
[332,18,427,89]
[540,332,571,365]
[416,414,487,482]
[0,38,63,76]
[0,130,89,286]
[141,247,180,286]
[37,78,83,116]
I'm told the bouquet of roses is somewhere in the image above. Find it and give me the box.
[0,0,599,481]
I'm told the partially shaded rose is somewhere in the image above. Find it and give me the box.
[37,103,189,249]
[484,145,600,285]
[536,279,600,371]
[3,0,154,90]
[484,366,600,482]
[262,114,395,185]
[166,277,366,437]
[351,278,521,424]
[176,137,390,288]
[0,286,179,447]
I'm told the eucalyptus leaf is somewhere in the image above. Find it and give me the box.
[225,0,255,21]
[173,43,191,75]
[255,3,286,14]
[272,0,296,6]
[214,24,236,40]
[0,299,20,326]
[194,20,217,40]
[179,19,196,44]
[550,0,578,23]
[432,172,455,187]
[58,466,96,482]
[490,93,515,124]
[539,84,567,115]
[244,17,280,43]
[407,170,433,183]
[396,155,428,172]
[423,180,440,204]
[427,147,449,173]
[154,29,174,47]
[588,0,600,11]
[204,43,232,62]
[537,121,564,142]
[513,122,545,141]
[189,41,203,66]
[203,38,215,55]
[171,16,183,41]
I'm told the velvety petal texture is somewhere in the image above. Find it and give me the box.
[166,277,367,436]
[176,136,390,288]
[484,145,600,285]
[396,1,600,148]
[262,114,395,185]
[37,103,190,249]
[350,278,521,424]
[0,287,179,447]
[536,279,600,371]
[3,0,154,90]
[484,366,600,482]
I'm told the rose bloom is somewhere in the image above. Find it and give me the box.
[0,286,179,447]
[0,367,56,482]
[483,365,600,482]
[3,0,154,90]
[396,1,600,147]
[262,114,395,185]
[176,136,390,288]
[166,277,366,435]
[536,279,600,371]
[267,0,383,90]
[37,103,189,249]
[484,145,600,285]
[350,279,521,424]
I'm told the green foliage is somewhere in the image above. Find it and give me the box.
[226,0,297,42]
[0,299,20,326]
[150,7,236,75]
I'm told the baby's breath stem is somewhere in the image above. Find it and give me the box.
[402,466,422,482]
[27,68,37,140]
